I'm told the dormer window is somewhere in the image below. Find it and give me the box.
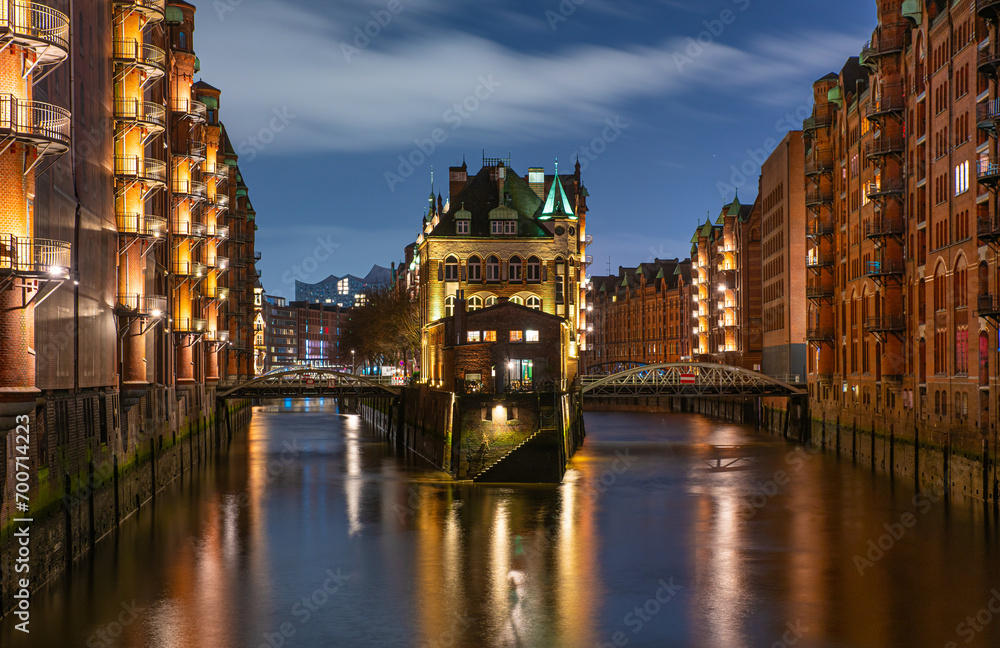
[491,220,516,235]
[457,220,469,235]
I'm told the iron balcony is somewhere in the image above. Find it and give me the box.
[113,98,166,132]
[806,220,835,238]
[865,218,905,239]
[865,84,905,119]
[0,233,71,277]
[0,94,71,154]
[173,317,208,333]
[172,98,207,123]
[864,316,906,333]
[978,215,1000,243]
[979,47,1000,76]
[172,260,207,278]
[977,157,1000,185]
[861,24,906,62]
[806,285,835,300]
[865,260,905,278]
[977,100,1000,131]
[117,212,166,238]
[866,179,906,199]
[806,253,835,269]
[175,141,207,162]
[112,39,166,77]
[112,0,165,21]
[804,148,835,176]
[978,294,1000,319]
[115,155,166,186]
[805,187,834,207]
[803,105,834,133]
[0,1,70,67]
[806,328,835,342]
[865,135,905,159]
[116,294,167,317]
[172,179,208,201]
[172,219,207,238]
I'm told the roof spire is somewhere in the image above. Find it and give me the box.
[540,158,576,220]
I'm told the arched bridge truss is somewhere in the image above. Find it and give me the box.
[583,361,648,375]
[580,363,807,398]
[217,369,400,400]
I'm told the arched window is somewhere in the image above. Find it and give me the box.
[509,255,523,282]
[179,31,187,50]
[485,295,498,307]
[526,256,541,282]
[486,255,500,282]
[444,256,459,281]
[468,256,482,282]
[445,295,455,318]
[468,295,483,312]
[527,296,542,310]
[510,295,524,306]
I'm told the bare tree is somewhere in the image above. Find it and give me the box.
[342,284,418,373]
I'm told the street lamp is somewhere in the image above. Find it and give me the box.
[351,349,356,374]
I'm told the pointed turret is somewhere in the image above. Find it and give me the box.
[539,160,576,220]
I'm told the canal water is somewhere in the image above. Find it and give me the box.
[5,400,1000,647]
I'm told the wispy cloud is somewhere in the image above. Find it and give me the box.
[197,2,865,155]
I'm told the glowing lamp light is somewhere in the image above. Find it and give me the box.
[151,309,162,318]
[493,405,506,420]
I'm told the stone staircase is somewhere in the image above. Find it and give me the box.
[473,428,566,484]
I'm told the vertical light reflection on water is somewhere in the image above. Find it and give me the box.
[689,422,751,648]
[344,414,364,537]
[555,467,599,646]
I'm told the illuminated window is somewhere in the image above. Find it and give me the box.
[484,330,497,342]
[526,330,539,342]
[510,330,524,342]
[468,256,482,282]
[509,256,523,281]
[529,169,544,184]
[955,160,969,195]
[485,295,498,307]
[527,296,542,310]
[467,331,481,343]
[468,296,483,311]
[445,256,459,281]
[445,295,455,318]
[486,256,500,281]
[510,296,524,306]
[526,256,541,282]
[338,278,350,295]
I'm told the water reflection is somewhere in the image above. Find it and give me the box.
[5,403,1000,648]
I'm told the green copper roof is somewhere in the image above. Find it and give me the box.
[673,265,683,276]
[200,96,219,110]
[655,268,665,280]
[489,204,518,220]
[690,230,700,244]
[236,188,247,197]
[455,203,472,220]
[699,219,714,238]
[726,192,742,216]
[540,162,576,220]
[636,266,644,276]
[902,0,921,24]
[165,6,183,23]
[194,57,201,73]
[715,213,725,225]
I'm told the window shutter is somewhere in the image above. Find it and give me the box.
[438,262,443,281]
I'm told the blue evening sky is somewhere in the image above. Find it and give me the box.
[193,0,876,298]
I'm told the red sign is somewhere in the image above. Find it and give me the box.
[680,373,697,385]
[305,378,315,386]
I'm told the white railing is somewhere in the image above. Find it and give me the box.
[0,1,70,52]
[114,98,166,128]
[115,155,166,183]
[113,39,166,71]
[0,233,71,274]
[0,94,70,146]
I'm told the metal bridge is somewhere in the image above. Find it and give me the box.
[580,363,806,397]
[217,369,400,400]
